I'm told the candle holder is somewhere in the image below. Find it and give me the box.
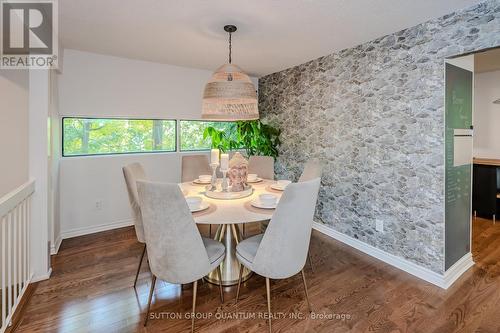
[209,163,219,191]
[221,169,229,192]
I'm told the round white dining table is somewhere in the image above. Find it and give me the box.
[180,179,283,286]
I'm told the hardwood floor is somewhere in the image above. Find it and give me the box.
[14,218,500,333]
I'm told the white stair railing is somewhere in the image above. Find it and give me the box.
[0,180,34,333]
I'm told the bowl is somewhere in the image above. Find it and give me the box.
[185,196,202,209]
[276,180,291,189]
[247,173,258,182]
[199,175,212,182]
[259,194,277,206]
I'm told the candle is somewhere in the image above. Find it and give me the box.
[211,149,220,165]
[220,153,229,170]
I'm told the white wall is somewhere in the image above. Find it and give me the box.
[0,70,29,197]
[58,50,256,240]
[474,70,500,159]
[59,49,259,119]
[59,152,209,238]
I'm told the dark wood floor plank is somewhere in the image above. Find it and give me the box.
[14,218,500,332]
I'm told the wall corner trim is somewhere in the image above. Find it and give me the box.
[312,222,474,289]
[31,268,52,283]
[50,235,63,255]
[443,252,474,289]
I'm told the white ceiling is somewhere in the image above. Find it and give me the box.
[60,0,483,77]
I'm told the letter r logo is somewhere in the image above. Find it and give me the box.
[2,1,53,55]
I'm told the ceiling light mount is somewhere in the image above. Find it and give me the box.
[223,25,237,33]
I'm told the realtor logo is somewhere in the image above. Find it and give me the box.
[1,0,58,69]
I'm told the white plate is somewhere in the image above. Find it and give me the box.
[270,184,288,191]
[193,178,212,185]
[247,177,263,183]
[189,201,210,213]
[251,198,278,209]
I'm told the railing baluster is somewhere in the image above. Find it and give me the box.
[23,201,28,283]
[6,212,12,323]
[13,207,18,306]
[18,203,22,292]
[22,201,26,289]
[27,198,31,281]
[1,216,6,330]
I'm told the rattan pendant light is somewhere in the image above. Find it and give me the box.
[202,25,259,121]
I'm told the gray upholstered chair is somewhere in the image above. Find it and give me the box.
[247,155,275,236]
[248,155,274,180]
[181,155,214,236]
[181,155,212,183]
[137,180,225,331]
[298,158,323,182]
[235,178,321,333]
[298,159,323,272]
[122,163,148,288]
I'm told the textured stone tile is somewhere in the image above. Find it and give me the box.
[258,0,500,274]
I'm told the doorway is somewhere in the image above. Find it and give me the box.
[446,47,500,270]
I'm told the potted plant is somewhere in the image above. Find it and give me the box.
[203,120,281,158]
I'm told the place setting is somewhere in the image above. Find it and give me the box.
[268,179,291,192]
[246,173,263,183]
[250,193,280,209]
[192,174,212,185]
[185,195,211,213]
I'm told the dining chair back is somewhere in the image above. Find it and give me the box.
[122,163,147,243]
[182,155,212,183]
[252,178,321,279]
[137,180,226,330]
[248,155,275,180]
[137,181,211,283]
[298,159,323,182]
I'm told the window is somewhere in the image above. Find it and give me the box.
[62,117,176,156]
[179,120,237,151]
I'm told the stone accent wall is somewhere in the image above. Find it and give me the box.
[258,0,500,273]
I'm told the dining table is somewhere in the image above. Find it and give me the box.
[180,178,283,286]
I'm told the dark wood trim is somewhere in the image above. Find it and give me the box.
[6,282,38,333]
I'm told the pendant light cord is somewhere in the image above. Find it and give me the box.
[228,32,232,64]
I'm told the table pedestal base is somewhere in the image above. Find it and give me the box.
[205,224,253,286]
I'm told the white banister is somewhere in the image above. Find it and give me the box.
[0,180,35,333]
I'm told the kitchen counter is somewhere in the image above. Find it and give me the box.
[473,158,500,167]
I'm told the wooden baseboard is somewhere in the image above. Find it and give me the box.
[4,282,38,333]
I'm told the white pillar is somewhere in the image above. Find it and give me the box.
[29,69,51,281]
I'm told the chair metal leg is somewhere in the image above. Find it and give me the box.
[301,270,312,313]
[308,251,314,274]
[235,264,244,304]
[242,223,246,237]
[143,275,157,326]
[134,244,147,288]
[266,277,272,333]
[217,266,224,303]
[191,280,198,333]
[209,224,212,237]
